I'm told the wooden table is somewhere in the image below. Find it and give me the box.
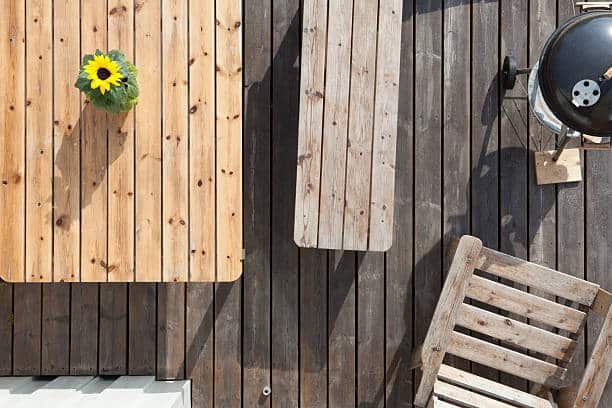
[294,0,403,251]
[0,0,242,282]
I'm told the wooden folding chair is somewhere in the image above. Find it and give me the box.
[413,236,612,408]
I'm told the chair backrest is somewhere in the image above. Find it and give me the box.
[414,235,611,408]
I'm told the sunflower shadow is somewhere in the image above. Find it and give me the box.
[53,102,128,229]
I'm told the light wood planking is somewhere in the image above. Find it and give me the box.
[342,0,378,251]
[456,303,576,362]
[368,0,403,252]
[81,0,109,282]
[294,0,327,248]
[108,0,135,282]
[479,247,599,305]
[447,331,567,388]
[317,0,353,249]
[0,0,25,282]
[53,0,81,282]
[162,0,189,282]
[134,0,162,282]
[438,365,554,408]
[189,0,216,281]
[25,0,53,283]
[466,275,586,333]
[433,380,516,408]
[216,0,243,281]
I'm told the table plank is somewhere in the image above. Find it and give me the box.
[53,0,80,282]
[134,0,162,282]
[81,0,109,282]
[25,0,53,282]
[343,0,378,251]
[216,0,243,281]
[189,0,216,282]
[318,0,353,249]
[108,0,135,282]
[162,0,189,282]
[0,0,26,282]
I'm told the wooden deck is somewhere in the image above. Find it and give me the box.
[0,0,611,407]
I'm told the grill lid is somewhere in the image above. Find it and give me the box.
[538,11,612,137]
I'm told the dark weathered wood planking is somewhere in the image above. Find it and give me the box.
[41,284,70,374]
[12,285,42,375]
[271,0,300,405]
[243,0,271,403]
[129,283,157,375]
[70,284,99,375]
[0,284,12,375]
[157,284,185,380]
[2,2,612,407]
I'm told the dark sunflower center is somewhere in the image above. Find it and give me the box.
[97,68,111,80]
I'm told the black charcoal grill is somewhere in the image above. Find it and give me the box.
[502,2,612,184]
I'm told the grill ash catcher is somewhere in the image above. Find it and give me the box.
[503,2,612,185]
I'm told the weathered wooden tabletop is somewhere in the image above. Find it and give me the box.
[294,0,403,252]
[0,0,242,282]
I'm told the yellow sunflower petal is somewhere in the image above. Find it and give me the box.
[100,84,107,95]
[90,78,100,89]
[108,74,122,86]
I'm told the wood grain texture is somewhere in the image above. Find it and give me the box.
[216,0,243,281]
[317,0,353,249]
[13,285,41,375]
[41,284,70,374]
[0,0,25,282]
[70,284,99,375]
[53,0,81,282]
[157,283,185,379]
[0,284,12,375]
[342,0,378,251]
[293,0,327,248]
[99,284,127,374]
[368,0,403,252]
[81,0,108,283]
[162,0,189,282]
[134,0,162,282]
[128,283,156,375]
[108,0,135,282]
[25,0,53,283]
[189,0,216,282]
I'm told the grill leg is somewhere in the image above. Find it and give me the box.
[552,126,571,162]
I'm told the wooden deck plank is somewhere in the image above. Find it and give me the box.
[157,283,185,379]
[108,0,135,282]
[357,253,385,405]
[328,251,356,407]
[53,0,80,283]
[0,0,25,283]
[586,150,612,405]
[317,0,354,249]
[342,0,379,251]
[134,0,162,282]
[293,0,328,248]
[189,0,216,282]
[41,284,70,374]
[0,284,12,375]
[162,0,189,282]
[368,0,403,252]
[13,285,41,375]
[70,284,99,375]
[384,0,414,403]
[25,0,53,283]
[128,283,156,375]
[271,1,300,404]
[186,283,214,407]
[499,0,529,391]
[99,284,127,374]
[80,0,108,283]
[242,0,271,404]
[215,0,243,282]
[215,281,242,406]
[300,249,328,407]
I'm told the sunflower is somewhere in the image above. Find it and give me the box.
[83,54,123,95]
